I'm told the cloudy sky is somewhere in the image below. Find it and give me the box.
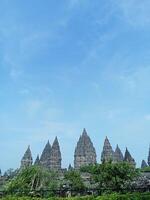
[0,0,150,171]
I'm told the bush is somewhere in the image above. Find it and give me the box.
[1,193,150,200]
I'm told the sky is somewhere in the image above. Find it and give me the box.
[0,0,150,172]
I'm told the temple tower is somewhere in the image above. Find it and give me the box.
[34,155,40,166]
[101,137,114,163]
[124,148,136,167]
[21,146,33,169]
[113,145,123,162]
[148,145,150,166]
[74,129,96,170]
[40,141,51,169]
[141,160,148,168]
[50,137,62,170]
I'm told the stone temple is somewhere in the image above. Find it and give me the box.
[20,129,139,171]
[74,129,97,169]
[141,145,150,168]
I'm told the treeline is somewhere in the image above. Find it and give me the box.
[1,193,150,200]
[0,162,144,198]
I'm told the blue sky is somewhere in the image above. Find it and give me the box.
[0,0,150,172]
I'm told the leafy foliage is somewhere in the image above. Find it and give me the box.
[141,166,150,172]
[81,162,140,193]
[5,166,59,196]
[1,193,150,200]
[64,170,85,191]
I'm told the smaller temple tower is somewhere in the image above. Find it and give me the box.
[113,145,123,162]
[40,141,51,169]
[34,155,40,166]
[148,145,150,166]
[50,137,62,170]
[21,146,33,169]
[101,137,114,163]
[124,148,136,167]
[141,160,148,168]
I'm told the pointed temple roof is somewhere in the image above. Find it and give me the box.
[101,137,114,162]
[74,129,97,169]
[148,145,150,166]
[124,148,136,166]
[75,128,96,157]
[114,145,124,162]
[40,140,51,162]
[51,137,61,155]
[50,137,62,170]
[34,154,40,166]
[22,146,33,161]
[141,160,148,169]
[68,164,73,171]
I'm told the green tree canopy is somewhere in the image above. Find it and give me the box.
[81,162,140,193]
[64,170,85,191]
[5,166,59,195]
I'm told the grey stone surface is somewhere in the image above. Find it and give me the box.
[34,155,40,166]
[141,160,148,168]
[148,146,150,166]
[101,137,114,162]
[21,146,33,169]
[124,148,136,167]
[50,137,62,170]
[74,129,96,170]
[113,145,124,162]
[40,141,51,169]
[68,164,73,171]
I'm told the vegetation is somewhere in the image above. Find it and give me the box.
[141,166,150,172]
[81,162,139,193]
[5,166,60,196]
[1,193,150,200]
[2,163,142,198]
[64,170,85,191]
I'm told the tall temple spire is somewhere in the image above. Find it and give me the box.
[124,148,136,167]
[50,137,62,170]
[148,145,150,166]
[74,129,96,169]
[21,145,33,169]
[113,145,123,162]
[40,141,51,169]
[101,137,114,163]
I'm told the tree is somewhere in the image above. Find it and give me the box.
[5,166,59,196]
[81,162,139,193]
[64,170,85,191]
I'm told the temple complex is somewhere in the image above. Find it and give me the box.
[20,129,146,171]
